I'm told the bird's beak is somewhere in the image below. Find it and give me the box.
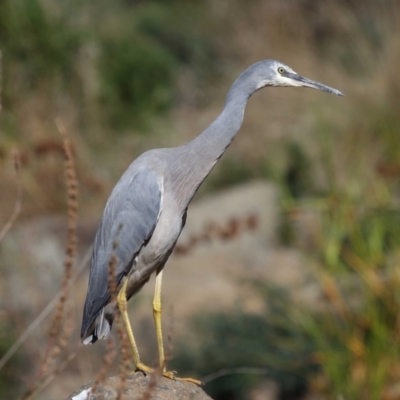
[286,72,344,96]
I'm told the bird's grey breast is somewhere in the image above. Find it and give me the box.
[136,190,184,271]
[121,149,185,294]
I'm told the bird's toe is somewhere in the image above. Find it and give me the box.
[135,362,154,376]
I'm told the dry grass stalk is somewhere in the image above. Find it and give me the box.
[90,335,117,398]
[321,275,351,321]
[174,213,259,255]
[0,149,23,243]
[33,120,79,388]
[49,120,78,335]
[37,308,76,388]
[91,237,131,399]
[140,307,172,399]
[140,369,159,400]
[164,306,175,372]
[342,249,385,295]
[90,252,119,396]
[110,241,130,400]
[115,320,130,400]
[342,248,396,317]
[108,247,119,304]
[110,229,131,399]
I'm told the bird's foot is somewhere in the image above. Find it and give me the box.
[134,362,154,376]
[134,364,202,385]
[176,376,203,386]
[162,370,202,386]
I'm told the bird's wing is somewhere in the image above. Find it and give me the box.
[81,168,162,338]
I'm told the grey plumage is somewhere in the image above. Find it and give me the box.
[81,59,343,346]
[82,166,162,343]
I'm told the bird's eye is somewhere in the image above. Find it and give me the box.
[278,67,285,74]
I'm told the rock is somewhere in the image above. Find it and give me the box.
[0,216,67,313]
[66,372,213,400]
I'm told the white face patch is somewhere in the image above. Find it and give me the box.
[256,61,300,89]
[272,75,302,87]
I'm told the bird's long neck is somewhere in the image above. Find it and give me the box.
[170,73,257,208]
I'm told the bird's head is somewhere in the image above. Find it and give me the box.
[254,60,344,96]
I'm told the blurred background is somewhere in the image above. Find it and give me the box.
[1,0,400,399]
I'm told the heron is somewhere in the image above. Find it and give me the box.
[81,59,343,383]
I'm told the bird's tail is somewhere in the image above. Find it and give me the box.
[82,307,114,345]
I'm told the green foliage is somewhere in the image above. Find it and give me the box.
[135,2,218,80]
[0,0,217,133]
[283,142,313,199]
[95,1,217,130]
[0,0,80,86]
[276,109,400,398]
[0,321,23,398]
[173,286,315,400]
[300,192,400,399]
[298,0,389,75]
[99,36,176,130]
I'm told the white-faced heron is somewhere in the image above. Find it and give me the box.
[81,59,343,383]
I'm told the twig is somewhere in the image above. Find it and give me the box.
[0,150,23,243]
[200,367,270,384]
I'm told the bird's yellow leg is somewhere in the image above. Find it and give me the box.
[117,277,153,375]
[153,269,166,371]
[153,270,202,385]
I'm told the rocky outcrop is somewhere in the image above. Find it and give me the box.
[66,372,213,400]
